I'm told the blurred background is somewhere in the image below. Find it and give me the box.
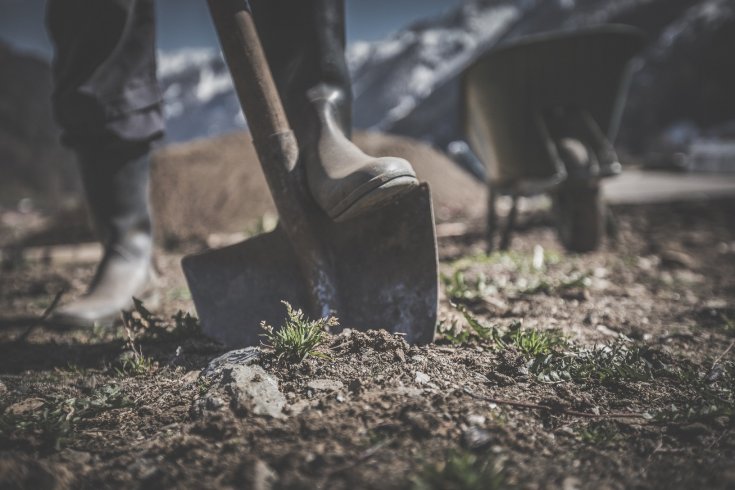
[1,0,734,241]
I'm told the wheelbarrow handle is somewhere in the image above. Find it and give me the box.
[207,0,290,141]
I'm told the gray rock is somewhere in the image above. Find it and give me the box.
[224,365,286,419]
[252,459,277,490]
[197,348,287,419]
[414,371,430,385]
[462,426,494,450]
[201,347,260,378]
[306,379,344,392]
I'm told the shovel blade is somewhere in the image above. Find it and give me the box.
[182,183,438,347]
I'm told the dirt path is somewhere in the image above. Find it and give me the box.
[1,198,734,489]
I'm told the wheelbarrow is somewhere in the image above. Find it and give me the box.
[460,25,645,252]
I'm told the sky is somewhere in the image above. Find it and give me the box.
[0,0,463,58]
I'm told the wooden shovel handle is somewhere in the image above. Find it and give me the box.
[207,0,290,140]
[206,0,339,319]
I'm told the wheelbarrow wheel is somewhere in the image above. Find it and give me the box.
[553,184,605,253]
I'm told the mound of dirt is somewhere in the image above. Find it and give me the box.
[151,131,484,247]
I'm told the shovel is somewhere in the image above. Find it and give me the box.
[181,0,438,347]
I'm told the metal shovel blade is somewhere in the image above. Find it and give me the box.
[181,183,438,347]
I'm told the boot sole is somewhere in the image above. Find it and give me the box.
[47,289,161,330]
[330,174,419,223]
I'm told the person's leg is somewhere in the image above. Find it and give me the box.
[46,0,162,326]
[250,0,418,222]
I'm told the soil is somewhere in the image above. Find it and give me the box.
[1,182,735,488]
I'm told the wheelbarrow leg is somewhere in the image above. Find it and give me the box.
[499,194,518,251]
[486,185,497,253]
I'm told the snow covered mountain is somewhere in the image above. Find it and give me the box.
[158,0,734,171]
[158,48,244,143]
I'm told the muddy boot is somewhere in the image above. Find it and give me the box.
[51,142,155,327]
[252,0,418,222]
[303,84,418,221]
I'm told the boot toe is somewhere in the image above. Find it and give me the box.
[326,156,419,222]
[50,300,122,328]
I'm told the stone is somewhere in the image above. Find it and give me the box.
[660,249,696,269]
[415,371,430,385]
[181,370,200,386]
[462,426,493,450]
[306,379,344,392]
[7,398,45,415]
[197,348,288,419]
[201,347,260,378]
[252,459,276,490]
[224,365,286,419]
[562,476,582,490]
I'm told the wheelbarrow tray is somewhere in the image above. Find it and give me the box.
[462,25,644,188]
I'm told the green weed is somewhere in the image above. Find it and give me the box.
[721,314,735,335]
[445,249,587,300]
[442,271,494,305]
[197,377,214,397]
[118,302,157,376]
[504,321,567,358]
[0,385,129,450]
[411,450,505,490]
[260,301,337,363]
[654,398,733,424]
[244,213,278,238]
[530,340,653,384]
[115,354,155,377]
[455,307,656,386]
[519,272,590,296]
[652,360,734,423]
[578,421,622,445]
[166,286,192,301]
[450,305,566,358]
[448,249,560,273]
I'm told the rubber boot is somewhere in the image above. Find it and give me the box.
[252,0,418,222]
[51,142,155,327]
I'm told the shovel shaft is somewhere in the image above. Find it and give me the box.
[207,0,338,319]
[206,0,287,141]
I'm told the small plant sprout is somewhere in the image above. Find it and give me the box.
[260,301,337,363]
[119,302,157,376]
[442,270,494,305]
[411,450,506,490]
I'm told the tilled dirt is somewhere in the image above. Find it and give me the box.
[1,198,734,489]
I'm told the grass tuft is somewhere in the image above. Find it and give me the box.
[447,305,566,358]
[260,301,337,363]
[115,353,155,377]
[530,340,653,384]
[578,421,623,445]
[411,450,505,490]
[442,271,493,305]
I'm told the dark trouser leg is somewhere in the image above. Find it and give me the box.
[47,0,164,149]
[250,0,418,222]
[46,0,160,326]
